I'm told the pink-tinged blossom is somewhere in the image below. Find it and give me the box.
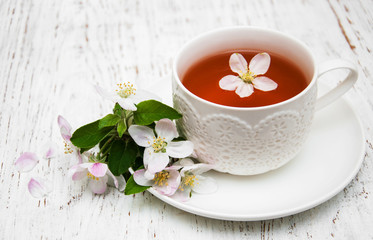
[133,166,181,196]
[95,82,161,111]
[69,162,125,194]
[219,53,278,98]
[128,119,194,179]
[15,152,39,172]
[172,158,217,202]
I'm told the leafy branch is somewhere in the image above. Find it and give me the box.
[69,100,182,195]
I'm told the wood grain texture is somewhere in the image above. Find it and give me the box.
[1,0,372,239]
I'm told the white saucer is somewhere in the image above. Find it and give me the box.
[147,84,365,221]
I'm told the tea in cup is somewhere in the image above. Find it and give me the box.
[172,27,358,175]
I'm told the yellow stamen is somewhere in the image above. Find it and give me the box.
[86,172,99,181]
[151,136,167,153]
[116,82,136,98]
[153,171,169,186]
[64,141,73,154]
[179,173,198,191]
[240,70,256,83]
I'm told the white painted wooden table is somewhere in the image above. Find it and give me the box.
[1,0,373,239]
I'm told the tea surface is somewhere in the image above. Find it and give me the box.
[182,50,308,107]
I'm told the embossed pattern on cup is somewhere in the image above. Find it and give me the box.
[172,27,357,175]
[173,83,316,175]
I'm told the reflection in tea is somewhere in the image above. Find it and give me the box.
[182,50,308,107]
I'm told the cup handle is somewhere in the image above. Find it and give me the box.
[316,59,358,110]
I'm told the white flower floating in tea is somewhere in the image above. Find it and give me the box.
[219,52,278,98]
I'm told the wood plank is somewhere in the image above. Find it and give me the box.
[0,0,372,239]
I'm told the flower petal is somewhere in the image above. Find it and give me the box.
[147,152,170,174]
[143,147,152,169]
[106,168,125,190]
[95,85,116,101]
[76,151,83,164]
[173,158,194,167]
[41,142,58,159]
[189,150,198,159]
[60,128,72,142]
[117,98,137,111]
[69,165,87,181]
[88,163,108,178]
[57,115,72,134]
[229,53,248,75]
[181,163,213,176]
[133,169,153,186]
[235,83,254,98]
[88,175,108,194]
[131,89,162,104]
[15,152,39,172]
[171,189,191,202]
[57,115,72,141]
[128,125,154,147]
[167,141,194,158]
[45,147,56,159]
[154,169,181,196]
[249,52,271,75]
[219,75,242,91]
[193,175,218,194]
[28,177,52,198]
[166,165,183,171]
[115,175,126,192]
[167,169,181,188]
[144,170,155,180]
[155,119,178,142]
[252,76,278,91]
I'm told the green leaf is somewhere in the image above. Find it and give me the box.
[133,100,182,125]
[133,156,144,171]
[80,148,90,153]
[113,103,124,117]
[99,136,111,149]
[108,140,137,176]
[98,114,120,129]
[124,174,150,195]
[117,119,127,138]
[70,120,113,149]
[172,136,187,141]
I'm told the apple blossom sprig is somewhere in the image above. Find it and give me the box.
[16,82,216,200]
[219,52,278,97]
[64,82,213,199]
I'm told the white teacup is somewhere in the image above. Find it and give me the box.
[172,27,358,175]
